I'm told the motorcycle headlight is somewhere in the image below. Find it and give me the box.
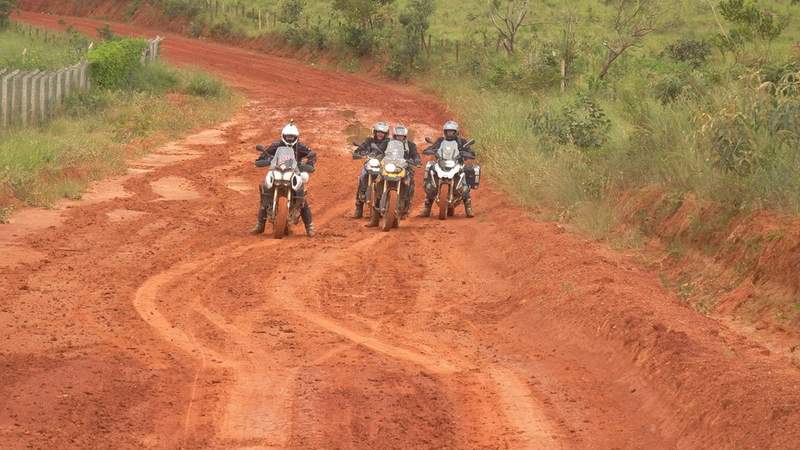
[368,159,381,168]
[444,160,456,169]
[279,163,288,171]
[384,163,398,173]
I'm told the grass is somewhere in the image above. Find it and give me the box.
[0,60,240,214]
[0,25,88,70]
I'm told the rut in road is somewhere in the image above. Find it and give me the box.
[2,9,799,450]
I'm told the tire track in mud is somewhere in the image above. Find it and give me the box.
[276,227,561,448]
[9,10,800,450]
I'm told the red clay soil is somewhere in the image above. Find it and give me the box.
[1,10,799,449]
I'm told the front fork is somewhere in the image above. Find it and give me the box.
[270,187,292,221]
[378,179,402,214]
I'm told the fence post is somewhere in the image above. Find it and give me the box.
[47,71,56,118]
[21,70,39,127]
[10,72,23,127]
[38,73,48,123]
[31,73,42,125]
[55,69,64,106]
[64,67,73,99]
[1,70,20,129]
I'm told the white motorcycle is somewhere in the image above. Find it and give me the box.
[424,139,478,220]
[260,145,312,239]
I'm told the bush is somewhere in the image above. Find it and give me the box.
[184,71,227,98]
[88,38,147,89]
[663,39,712,67]
[0,0,16,31]
[340,25,373,56]
[130,62,180,94]
[530,95,611,150]
[655,74,688,104]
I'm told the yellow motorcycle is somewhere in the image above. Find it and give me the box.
[368,140,409,231]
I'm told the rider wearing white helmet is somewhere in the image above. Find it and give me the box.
[251,121,318,236]
[421,120,476,218]
[391,124,421,219]
[352,121,391,218]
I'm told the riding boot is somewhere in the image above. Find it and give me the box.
[301,203,315,237]
[366,207,379,227]
[353,201,364,219]
[464,199,475,218]
[250,206,267,234]
[420,199,432,218]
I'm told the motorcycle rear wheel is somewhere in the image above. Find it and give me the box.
[438,184,450,220]
[273,195,289,239]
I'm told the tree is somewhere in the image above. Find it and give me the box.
[488,0,530,55]
[0,0,18,31]
[558,14,578,91]
[387,0,435,78]
[279,0,305,25]
[598,0,664,79]
[333,0,393,30]
[401,0,435,55]
[714,0,789,56]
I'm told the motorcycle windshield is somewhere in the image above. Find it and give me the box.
[384,140,408,168]
[438,141,460,161]
[271,146,297,169]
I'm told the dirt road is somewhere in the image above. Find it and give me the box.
[2,11,799,449]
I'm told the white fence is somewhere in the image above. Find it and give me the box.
[0,62,89,129]
[1,37,164,130]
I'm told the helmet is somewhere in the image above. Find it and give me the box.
[443,120,459,140]
[373,122,390,139]
[393,124,408,139]
[281,122,299,146]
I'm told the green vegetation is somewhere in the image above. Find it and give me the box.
[88,38,149,88]
[0,23,89,69]
[105,1,800,222]
[0,27,238,221]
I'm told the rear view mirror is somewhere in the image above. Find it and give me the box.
[256,144,267,152]
[424,137,433,144]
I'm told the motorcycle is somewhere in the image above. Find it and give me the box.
[257,144,313,239]
[369,140,409,231]
[424,138,477,220]
[352,142,383,220]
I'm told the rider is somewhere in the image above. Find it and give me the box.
[421,120,476,218]
[353,122,390,218]
[251,122,317,237]
[392,124,421,219]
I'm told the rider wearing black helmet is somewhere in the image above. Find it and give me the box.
[353,122,391,218]
[421,120,476,218]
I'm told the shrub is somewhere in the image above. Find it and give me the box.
[655,74,688,104]
[130,62,180,93]
[184,71,227,98]
[664,39,711,67]
[0,0,16,31]
[88,38,147,89]
[340,25,373,56]
[530,95,611,149]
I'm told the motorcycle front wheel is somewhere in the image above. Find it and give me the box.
[438,184,450,220]
[273,194,289,239]
[380,190,397,232]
